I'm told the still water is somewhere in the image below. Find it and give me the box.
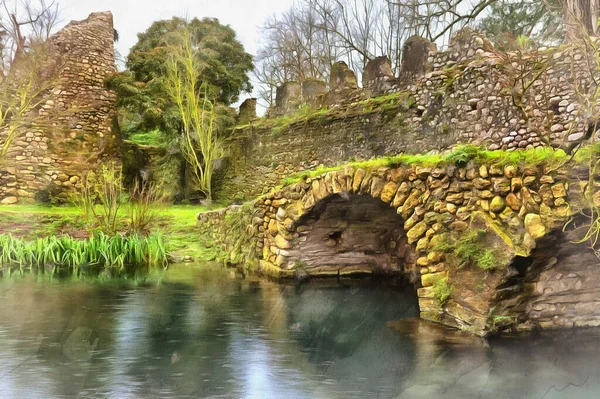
[0,264,599,398]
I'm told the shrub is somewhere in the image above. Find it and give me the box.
[128,179,166,235]
[75,161,124,234]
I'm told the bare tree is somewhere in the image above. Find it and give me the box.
[0,0,59,68]
[254,0,344,108]
[0,0,61,160]
[560,0,600,40]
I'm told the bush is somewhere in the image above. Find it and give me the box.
[74,161,124,234]
[128,179,166,235]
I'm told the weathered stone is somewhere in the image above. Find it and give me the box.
[523,176,537,186]
[551,183,567,198]
[380,181,399,203]
[329,61,358,92]
[276,207,287,221]
[450,221,468,231]
[398,36,437,86]
[492,177,511,195]
[352,169,366,192]
[275,82,301,115]
[479,165,489,178]
[1,196,17,204]
[370,177,386,197]
[407,221,428,244]
[504,165,517,178]
[490,196,506,213]
[446,192,464,204]
[473,178,491,189]
[421,272,446,287]
[274,234,293,249]
[524,213,546,239]
[506,193,521,211]
[511,177,523,192]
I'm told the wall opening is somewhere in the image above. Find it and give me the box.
[289,193,417,279]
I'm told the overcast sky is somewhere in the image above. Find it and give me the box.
[59,0,296,106]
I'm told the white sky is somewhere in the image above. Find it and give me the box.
[59,0,296,105]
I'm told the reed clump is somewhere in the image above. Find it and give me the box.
[0,232,169,269]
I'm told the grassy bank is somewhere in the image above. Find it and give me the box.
[0,204,215,263]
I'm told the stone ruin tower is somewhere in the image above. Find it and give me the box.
[0,11,119,203]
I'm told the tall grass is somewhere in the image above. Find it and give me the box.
[0,232,169,269]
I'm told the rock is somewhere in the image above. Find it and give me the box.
[417,257,429,266]
[511,177,523,192]
[525,213,546,239]
[492,177,511,195]
[446,192,464,204]
[407,221,428,244]
[450,221,468,231]
[421,272,446,287]
[540,175,554,184]
[568,132,585,142]
[523,176,537,186]
[473,178,491,189]
[479,165,489,178]
[504,165,517,178]
[506,193,521,211]
[1,196,17,204]
[352,169,366,192]
[274,234,293,249]
[276,207,287,221]
[370,177,386,198]
[490,196,506,213]
[551,183,567,198]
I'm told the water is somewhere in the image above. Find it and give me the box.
[0,264,599,398]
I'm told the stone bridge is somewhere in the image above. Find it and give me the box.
[198,157,600,335]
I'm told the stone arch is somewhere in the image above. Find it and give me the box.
[280,192,417,277]
[244,161,577,334]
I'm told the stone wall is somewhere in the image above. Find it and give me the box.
[0,12,119,203]
[222,28,598,203]
[200,157,599,335]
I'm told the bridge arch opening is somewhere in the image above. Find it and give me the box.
[288,192,418,279]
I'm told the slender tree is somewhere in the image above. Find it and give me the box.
[165,29,224,204]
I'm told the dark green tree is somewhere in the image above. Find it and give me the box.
[478,0,563,49]
[108,17,253,135]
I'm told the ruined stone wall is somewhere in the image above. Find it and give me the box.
[222,28,598,203]
[0,12,119,203]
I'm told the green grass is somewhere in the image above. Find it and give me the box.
[126,129,167,147]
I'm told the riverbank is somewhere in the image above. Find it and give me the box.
[0,204,216,263]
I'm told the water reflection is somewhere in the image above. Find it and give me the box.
[0,265,598,398]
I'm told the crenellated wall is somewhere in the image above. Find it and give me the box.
[0,11,119,203]
[220,28,599,203]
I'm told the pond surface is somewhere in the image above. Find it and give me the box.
[0,264,599,398]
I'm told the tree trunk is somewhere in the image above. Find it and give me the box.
[563,0,600,40]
